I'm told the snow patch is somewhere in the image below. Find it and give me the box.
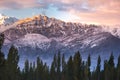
[14,33,51,50]
[101,25,120,38]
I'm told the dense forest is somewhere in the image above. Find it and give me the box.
[0,33,120,80]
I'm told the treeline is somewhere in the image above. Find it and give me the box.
[0,34,120,80]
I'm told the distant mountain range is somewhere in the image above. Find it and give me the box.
[0,14,18,25]
[0,14,120,67]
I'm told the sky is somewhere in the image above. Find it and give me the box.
[0,0,120,25]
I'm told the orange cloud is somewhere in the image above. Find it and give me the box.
[0,0,120,25]
[69,0,120,25]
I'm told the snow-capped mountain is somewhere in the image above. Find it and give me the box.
[14,33,51,50]
[0,13,18,26]
[1,15,120,65]
[102,25,120,38]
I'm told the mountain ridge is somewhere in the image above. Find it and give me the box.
[0,14,119,60]
[0,13,18,25]
[1,14,120,68]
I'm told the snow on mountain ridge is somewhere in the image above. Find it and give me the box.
[0,13,18,25]
[2,14,116,49]
[2,14,120,54]
[15,14,63,25]
[101,25,120,38]
[1,14,120,71]
[14,33,51,50]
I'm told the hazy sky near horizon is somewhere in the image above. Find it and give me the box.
[0,0,120,25]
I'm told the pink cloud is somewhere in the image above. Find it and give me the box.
[0,0,41,9]
[44,0,120,25]
[0,0,120,25]
[68,0,120,25]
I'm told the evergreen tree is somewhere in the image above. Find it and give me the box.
[87,54,91,80]
[108,53,114,68]
[73,51,82,80]
[81,61,88,80]
[57,52,61,80]
[108,53,115,80]
[0,51,5,80]
[67,56,74,80]
[117,55,120,68]
[117,55,120,80]
[88,54,91,68]
[29,62,34,80]
[96,55,101,80]
[0,34,5,80]
[6,45,20,80]
[62,54,66,72]
[35,57,44,80]
[61,54,67,80]
[25,59,29,74]
[42,63,49,80]
[50,54,57,80]
[33,61,36,71]
[104,60,111,80]
[0,33,4,50]
[50,61,56,80]
[24,59,30,80]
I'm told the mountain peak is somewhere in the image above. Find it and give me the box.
[15,14,60,25]
[0,14,18,25]
[0,13,8,19]
[0,13,5,16]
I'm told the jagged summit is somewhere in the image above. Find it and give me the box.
[0,13,6,18]
[15,14,63,25]
[0,13,8,25]
[0,13,18,25]
[15,15,43,24]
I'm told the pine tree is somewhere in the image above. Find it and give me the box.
[73,51,82,80]
[61,54,67,80]
[6,45,20,80]
[32,61,36,80]
[42,63,49,80]
[50,61,56,80]
[29,62,34,80]
[67,56,74,80]
[0,51,5,80]
[87,54,91,80]
[0,33,4,50]
[81,61,88,80]
[108,53,114,68]
[36,57,41,80]
[104,60,109,80]
[25,59,29,74]
[24,59,30,80]
[96,55,101,80]
[50,54,57,80]
[57,52,61,80]
[117,55,120,68]
[117,55,120,80]
[0,34,5,80]
[35,57,44,80]
[62,54,66,72]
[108,53,115,80]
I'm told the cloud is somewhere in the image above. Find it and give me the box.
[72,10,120,25]
[0,0,42,9]
[75,0,120,25]
[44,0,120,25]
[0,0,120,25]
[42,0,95,12]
